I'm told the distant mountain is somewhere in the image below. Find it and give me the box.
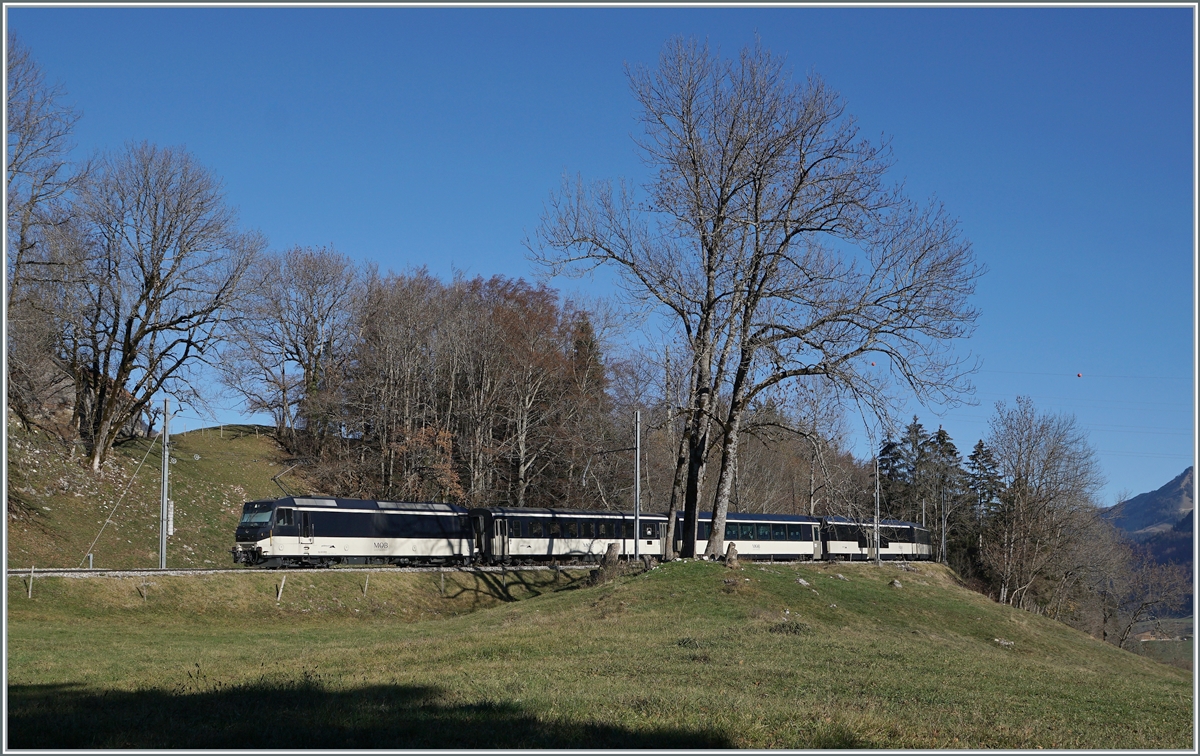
[1103,467,1193,617]
[1104,467,1194,544]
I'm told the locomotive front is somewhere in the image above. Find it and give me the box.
[231,499,277,565]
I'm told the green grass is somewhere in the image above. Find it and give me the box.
[7,560,1193,749]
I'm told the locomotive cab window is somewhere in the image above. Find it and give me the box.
[275,508,294,526]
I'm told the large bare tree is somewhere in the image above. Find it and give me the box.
[52,142,263,470]
[531,37,982,557]
[219,245,363,450]
[5,34,89,432]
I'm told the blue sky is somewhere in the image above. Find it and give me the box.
[6,5,1194,505]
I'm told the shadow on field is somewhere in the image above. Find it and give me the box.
[7,680,732,749]
[445,567,584,607]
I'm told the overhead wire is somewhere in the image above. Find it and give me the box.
[78,436,160,568]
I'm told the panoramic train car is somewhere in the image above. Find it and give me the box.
[468,507,668,564]
[673,511,824,561]
[821,516,933,562]
[231,497,471,567]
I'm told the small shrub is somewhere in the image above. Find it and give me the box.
[768,621,810,636]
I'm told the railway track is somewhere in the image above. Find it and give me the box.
[7,564,578,579]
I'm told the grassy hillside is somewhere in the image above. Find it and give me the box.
[7,560,1193,749]
[7,418,304,569]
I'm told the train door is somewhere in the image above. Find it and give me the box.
[812,524,822,560]
[471,513,488,557]
[493,517,508,560]
[300,511,315,545]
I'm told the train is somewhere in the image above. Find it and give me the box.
[232,496,933,567]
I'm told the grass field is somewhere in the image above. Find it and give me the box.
[6,560,1194,749]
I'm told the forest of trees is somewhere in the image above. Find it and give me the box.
[5,34,1187,651]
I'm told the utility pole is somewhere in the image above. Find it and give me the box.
[159,398,170,569]
[634,410,641,560]
[874,454,881,566]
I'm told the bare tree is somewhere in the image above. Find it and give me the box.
[5,34,89,432]
[982,397,1104,608]
[531,37,981,557]
[219,245,363,449]
[52,142,263,470]
[6,34,88,295]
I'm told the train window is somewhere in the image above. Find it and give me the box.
[804,524,814,541]
[599,521,614,538]
[275,508,294,526]
[641,523,656,539]
[786,524,802,541]
[582,521,595,538]
[698,523,710,540]
[566,521,579,538]
[549,522,562,537]
[754,523,769,540]
[740,523,756,540]
[772,524,786,541]
[508,520,520,537]
[725,524,738,540]
[529,520,544,538]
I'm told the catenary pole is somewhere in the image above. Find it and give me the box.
[874,454,882,566]
[634,410,641,560]
[159,399,169,569]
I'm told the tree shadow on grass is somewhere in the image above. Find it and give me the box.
[8,680,732,749]
[445,566,585,608]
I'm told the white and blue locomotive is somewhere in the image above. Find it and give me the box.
[232,497,932,567]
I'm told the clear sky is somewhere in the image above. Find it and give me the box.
[6,4,1194,506]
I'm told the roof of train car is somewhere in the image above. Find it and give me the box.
[251,497,467,513]
[823,515,925,528]
[675,511,822,523]
[470,507,668,519]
